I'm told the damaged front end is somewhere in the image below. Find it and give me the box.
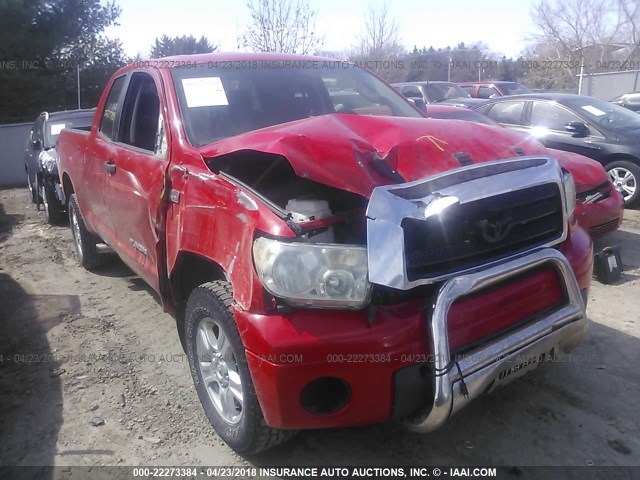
[205,142,588,431]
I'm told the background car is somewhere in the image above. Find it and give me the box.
[392,81,486,108]
[459,81,531,98]
[425,105,624,238]
[611,92,640,112]
[24,109,95,222]
[473,93,640,206]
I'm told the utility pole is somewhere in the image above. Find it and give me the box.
[77,65,81,109]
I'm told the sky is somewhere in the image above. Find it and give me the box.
[104,0,538,59]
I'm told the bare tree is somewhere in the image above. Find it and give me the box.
[532,0,624,63]
[355,2,402,59]
[618,0,640,45]
[527,0,631,89]
[239,0,323,54]
[350,2,404,81]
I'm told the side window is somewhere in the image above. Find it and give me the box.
[118,73,161,152]
[402,86,423,98]
[460,85,474,94]
[485,101,525,125]
[530,102,581,131]
[478,86,499,99]
[100,75,126,140]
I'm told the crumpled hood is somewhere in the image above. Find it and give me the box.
[547,148,609,192]
[201,113,548,198]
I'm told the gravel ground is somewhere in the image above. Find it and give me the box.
[0,187,638,474]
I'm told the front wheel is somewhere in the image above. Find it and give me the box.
[40,182,64,225]
[27,170,38,204]
[184,281,296,454]
[607,160,640,207]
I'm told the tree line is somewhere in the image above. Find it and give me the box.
[2,0,640,124]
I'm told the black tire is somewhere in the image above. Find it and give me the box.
[606,160,640,207]
[68,193,103,269]
[40,182,64,225]
[184,281,296,454]
[27,169,38,204]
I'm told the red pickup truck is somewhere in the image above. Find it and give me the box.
[57,53,593,454]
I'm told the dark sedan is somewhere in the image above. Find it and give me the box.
[474,93,640,206]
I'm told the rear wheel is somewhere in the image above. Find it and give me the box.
[68,193,102,269]
[607,160,640,206]
[184,281,296,453]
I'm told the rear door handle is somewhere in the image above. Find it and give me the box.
[104,160,116,175]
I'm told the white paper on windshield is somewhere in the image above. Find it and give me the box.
[581,105,606,116]
[49,123,67,135]
[181,77,228,108]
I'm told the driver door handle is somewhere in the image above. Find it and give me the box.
[104,160,116,175]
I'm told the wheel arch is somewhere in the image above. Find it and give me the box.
[62,173,75,206]
[601,153,640,167]
[170,251,228,312]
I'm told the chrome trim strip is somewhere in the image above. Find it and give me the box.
[366,156,569,290]
[404,248,587,433]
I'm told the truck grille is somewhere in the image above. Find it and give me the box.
[402,183,564,280]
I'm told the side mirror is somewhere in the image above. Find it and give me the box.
[565,121,589,138]
[31,139,41,150]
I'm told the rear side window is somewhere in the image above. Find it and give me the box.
[118,73,161,152]
[100,75,126,140]
[486,101,525,125]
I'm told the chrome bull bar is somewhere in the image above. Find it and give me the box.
[404,248,587,433]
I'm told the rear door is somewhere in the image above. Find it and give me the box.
[482,100,529,134]
[101,70,168,290]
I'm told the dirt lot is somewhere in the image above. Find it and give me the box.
[0,187,638,472]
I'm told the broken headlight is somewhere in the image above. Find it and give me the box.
[253,237,371,309]
[562,170,576,216]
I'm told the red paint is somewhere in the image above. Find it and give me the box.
[56,53,593,430]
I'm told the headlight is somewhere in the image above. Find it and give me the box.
[39,149,58,174]
[562,171,576,216]
[253,237,371,309]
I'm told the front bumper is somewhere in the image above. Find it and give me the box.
[236,241,591,430]
[403,248,587,432]
[575,187,624,239]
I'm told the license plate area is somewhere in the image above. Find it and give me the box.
[488,348,554,392]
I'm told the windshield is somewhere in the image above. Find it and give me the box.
[499,83,531,95]
[423,83,470,102]
[564,96,640,131]
[171,64,422,146]
[45,114,94,147]
[427,109,500,126]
